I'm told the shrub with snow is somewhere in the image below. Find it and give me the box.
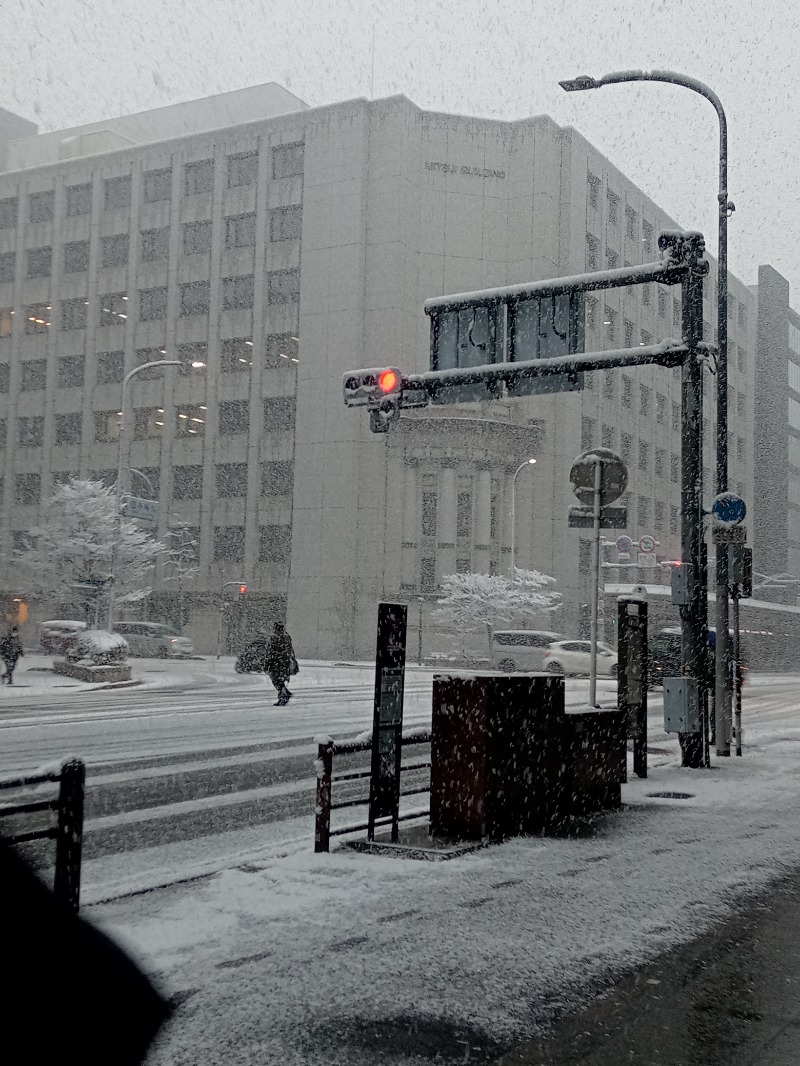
[66,629,129,666]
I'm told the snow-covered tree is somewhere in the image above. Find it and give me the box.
[12,478,165,613]
[432,568,561,647]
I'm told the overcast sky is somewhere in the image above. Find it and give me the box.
[2,0,799,294]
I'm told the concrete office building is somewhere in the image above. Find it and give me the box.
[0,86,758,656]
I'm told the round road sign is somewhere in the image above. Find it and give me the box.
[639,535,656,554]
[569,448,628,507]
[616,535,633,555]
[711,492,747,528]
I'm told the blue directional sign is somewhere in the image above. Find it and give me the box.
[711,492,747,528]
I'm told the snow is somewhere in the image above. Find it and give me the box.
[80,679,800,1064]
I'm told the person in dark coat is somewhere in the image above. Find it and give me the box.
[1,624,23,684]
[265,621,297,706]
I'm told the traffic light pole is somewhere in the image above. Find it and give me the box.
[216,579,247,660]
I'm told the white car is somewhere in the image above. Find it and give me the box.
[543,640,618,677]
[111,622,193,658]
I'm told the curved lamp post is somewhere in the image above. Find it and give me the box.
[560,69,736,754]
[509,458,537,581]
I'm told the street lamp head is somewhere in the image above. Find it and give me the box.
[527,457,537,465]
[191,360,206,369]
[559,75,599,92]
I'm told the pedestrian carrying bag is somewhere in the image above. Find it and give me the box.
[290,654,299,675]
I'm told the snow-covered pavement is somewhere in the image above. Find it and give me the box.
[61,674,800,1065]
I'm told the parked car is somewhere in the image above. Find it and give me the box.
[235,638,269,674]
[648,627,749,688]
[39,619,87,654]
[490,630,564,672]
[111,622,193,658]
[543,640,619,677]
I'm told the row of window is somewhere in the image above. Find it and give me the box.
[5,397,295,448]
[0,143,304,229]
[0,209,302,284]
[583,417,748,474]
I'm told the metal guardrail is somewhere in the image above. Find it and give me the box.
[314,732,431,853]
[0,757,86,912]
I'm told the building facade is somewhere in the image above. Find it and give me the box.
[0,89,759,656]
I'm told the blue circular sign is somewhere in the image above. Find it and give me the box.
[616,536,633,554]
[711,492,747,527]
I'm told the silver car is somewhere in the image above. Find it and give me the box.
[112,622,193,658]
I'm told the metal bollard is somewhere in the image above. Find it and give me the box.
[314,741,333,854]
[53,758,85,913]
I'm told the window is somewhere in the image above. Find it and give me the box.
[638,440,649,471]
[263,397,295,431]
[607,188,619,225]
[671,453,679,483]
[624,319,634,348]
[94,411,121,442]
[133,467,160,497]
[101,233,128,268]
[218,399,249,435]
[139,286,167,321]
[620,432,633,458]
[586,296,598,331]
[216,463,248,498]
[738,391,746,418]
[55,413,82,446]
[227,151,258,188]
[64,239,90,273]
[223,274,255,310]
[638,495,649,527]
[272,142,304,179]
[581,416,596,451]
[134,407,165,440]
[625,205,638,240]
[585,233,599,271]
[671,400,680,432]
[0,423,6,449]
[17,416,44,447]
[642,284,651,307]
[267,269,300,304]
[738,346,746,373]
[27,246,52,279]
[25,303,51,333]
[258,525,290,564]
[21,360,46,390]
[141,226,170,262]
[0,364,8,392]
[654,500,665,530]
[15,473,40,505]
[143,167,172,203]
[265,333,298,365]
[261,461,293,496]
[640,385,651,416]
[655,447,665,477]
[225,213,256,248]
[222,337,253,372]
[602,425,616,449]
[173,465,204,500]
[180,280,210,316]
[579,540,592,575]
[97,350,125,384]
[656,392,666,424]
[133,347,168,379]
[622,375,632,408]
[658,288,668,318]
[175,405,207,437]
[29,190,54,223]
[177,342,208,374]
[184,159,214,196]
[89,469,117,488]
[99,292,128,326]
[183,220,212,255]
[104,175,131,211]
[457,492,472,538]
[420,557,436,593]
[673,296,681,329]
[421,492,437,537]
[270,205,302,242]
[455,558,471,574]
[604,307,617,344]
[0,252,15,282]
[66,183,91,217]
[214,526,245,562]
[605,248,619,271]
[61,297,88,331]
[642,220,653,257]
[603,370,615,398]
[58,356,84,388]
[738,301,747,329]
[0,197,17,228]
[587,172,600,209]
[0,309,10,339]
[670,505,678,535]
[737,436,745,463]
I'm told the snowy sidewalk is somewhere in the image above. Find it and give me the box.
[87,700,800,1066]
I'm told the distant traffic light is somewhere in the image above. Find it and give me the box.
[378,368,399,393]
[238,583,247,597]
[342,366,404,433]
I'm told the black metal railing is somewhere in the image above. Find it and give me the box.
[314,731,431,853]
[0,757,85,912]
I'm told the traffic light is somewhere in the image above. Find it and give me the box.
[342,366,403,433]
[238,583,247,597]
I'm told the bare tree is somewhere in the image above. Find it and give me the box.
[163,522,200,631]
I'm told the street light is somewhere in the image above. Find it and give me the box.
[509,458,537,581]
[560,68,736,754]
[106,360,181,629]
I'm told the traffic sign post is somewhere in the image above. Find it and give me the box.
[728,544,751,758]
[368,604,408,842]
[710,492,746,755]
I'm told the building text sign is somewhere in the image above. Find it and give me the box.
[425,161,506,179]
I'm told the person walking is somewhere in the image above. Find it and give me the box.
[265,621,297,706]
[0,625,23,685]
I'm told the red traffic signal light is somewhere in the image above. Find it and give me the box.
[378,368,399,393]
[238,584,247,596]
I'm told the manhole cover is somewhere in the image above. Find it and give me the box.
[646,791,695,800]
